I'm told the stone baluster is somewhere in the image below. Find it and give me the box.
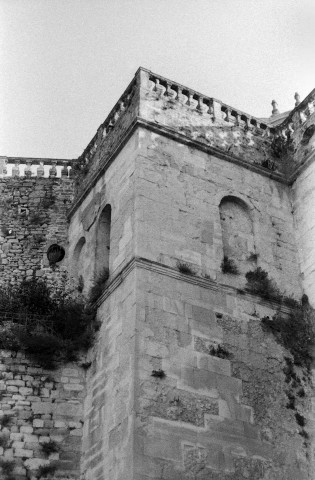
[262,127,271,137]
[307,102,314,115]
[175,86,181,101]
[165,83,172,97]
[234,113,241,126]
[61,161,68,177]
[0,157,8,176]
[207,100,214,117]
[119,99,125,112]
[153,78,160,92]
[24,159,32,177]
[300,111,307,123]
[224,108,231,122]
[114,108,120,122]
[107,119,114,133]
[37,162,45,177]
[186,92,194,106]
[271,100,279,116]
[49,161,57,177]
[196,96,203,112]
[288,123,294,134]
[12,160,20,177]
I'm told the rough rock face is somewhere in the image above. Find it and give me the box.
[1,69,315,479]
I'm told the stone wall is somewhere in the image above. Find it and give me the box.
[67,131,138,294]
[134,127,302,298]
[0,177,74,289]
[81,270,136,480]
[0,350,85,479]
[134,265,312,480]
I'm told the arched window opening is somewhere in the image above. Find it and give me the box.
[219,196,256,274]
[95,204,111,279]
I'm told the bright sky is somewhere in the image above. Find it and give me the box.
[1,0,314,159]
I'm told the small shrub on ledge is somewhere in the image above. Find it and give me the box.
[176,261,196,276]
[221,256,239,275]
[0,278,99,369]
[245,267,281,301]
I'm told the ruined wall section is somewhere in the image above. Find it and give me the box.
[0,350,85,479]
[0,177,74,289]
[134,128,301,298]
[134,268,311,480]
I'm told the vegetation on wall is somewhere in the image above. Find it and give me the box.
[245,267,281,301]
[88,268,110,304]
[0,278,99,369]
[260,295,315,452]
[221,256,239,275]
[261,296,315,370]
[176,261,196,276]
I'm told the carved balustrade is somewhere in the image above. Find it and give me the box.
[0,157,74,178]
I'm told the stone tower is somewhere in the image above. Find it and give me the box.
[1,69,315,479]
[67,69,315,479]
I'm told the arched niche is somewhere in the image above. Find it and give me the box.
[219,196,256,273]
[95,204,111,278]
[72,237,86,281]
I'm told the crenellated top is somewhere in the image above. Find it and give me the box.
[0,157,74,178]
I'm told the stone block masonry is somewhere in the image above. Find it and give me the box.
[1,68,315,479]
[133,266,312,480]
[0,350,85,479]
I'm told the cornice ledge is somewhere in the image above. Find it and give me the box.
[137,117,287,185]
[288,150,315,185]
[95,256,292,314]
[67,118,139,219]
[68,116,288,218]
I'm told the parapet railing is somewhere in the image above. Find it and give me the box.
[0,157,74,178]
[76,71,139,172]
[274,88,315,139]
[145,69,275,137]
[75,68,278,180]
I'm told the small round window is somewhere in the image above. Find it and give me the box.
[47,244,65,264]
[301,125,315,146]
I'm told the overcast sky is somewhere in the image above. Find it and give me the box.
[1,0,314,159]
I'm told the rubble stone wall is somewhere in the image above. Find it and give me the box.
[0,350,85,479]
[0,177,74,289]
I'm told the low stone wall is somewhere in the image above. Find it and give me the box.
[0,350,85,479]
